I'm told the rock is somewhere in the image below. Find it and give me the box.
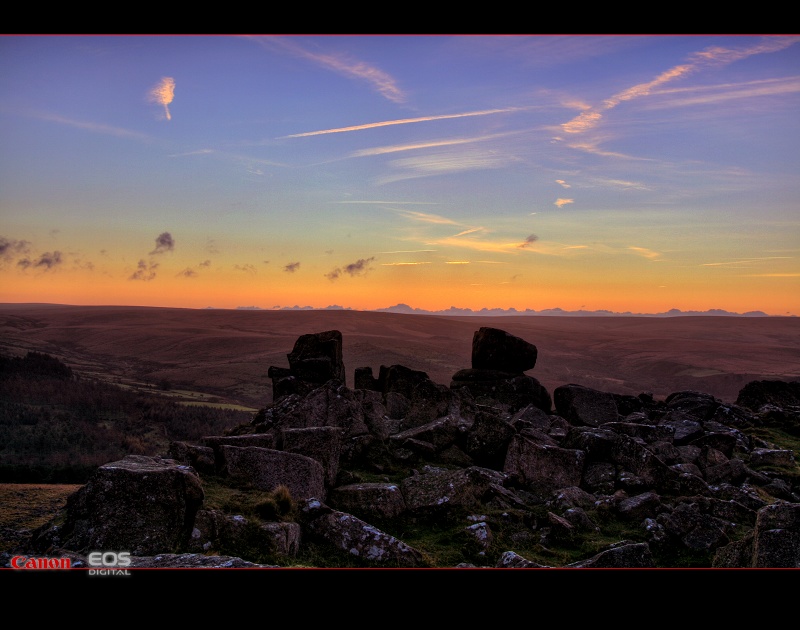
[298,498,427,568]
[29,455,204,556]
[471,327,538,372]
[554,384,619,427]
[219,446,326,501]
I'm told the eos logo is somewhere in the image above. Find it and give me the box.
[88,551,132,567]
[87,551,132,576]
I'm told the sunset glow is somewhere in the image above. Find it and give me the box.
[1,35,799,315]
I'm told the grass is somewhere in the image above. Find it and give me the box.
[0,483,82,553]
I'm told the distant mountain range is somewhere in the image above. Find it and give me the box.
[233,303,779,317]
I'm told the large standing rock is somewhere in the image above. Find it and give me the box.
[472,327,538,372]
[450,328,549,413]
[29,455,204,556]
[268,330,346,400]
[287,330,345,385]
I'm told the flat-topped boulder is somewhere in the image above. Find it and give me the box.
[29,455,204,556]
[472,327,538,372]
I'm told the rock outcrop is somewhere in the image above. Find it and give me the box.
[9,328,800,570]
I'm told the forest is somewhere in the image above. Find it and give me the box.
[0,352,254,483]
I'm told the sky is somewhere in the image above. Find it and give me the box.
[1,35,799,316]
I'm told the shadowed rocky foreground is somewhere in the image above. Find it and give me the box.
[4,326,800,570]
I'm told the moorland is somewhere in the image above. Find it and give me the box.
[2,303,799,410]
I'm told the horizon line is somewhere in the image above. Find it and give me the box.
[0,302,794,318]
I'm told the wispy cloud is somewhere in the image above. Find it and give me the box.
[350,129,524,158]
[452,227,485,237]
[555,198,574,208]
[379,249,437,254]
[643,76,800,109]
[561,37,800,137]
[742,273,800,277]
[398,210,460,225]
[701,256,792,267]
[281,108,520,139]
[629,246,662,260]
[336,200,440,206]
[379,149,520,184]
[284,262,301,273]
[381,261,432,266]
[168,149,214,157]
[148,77,175,121]
[248,36,406,104]
[30,112,152,141]
[517,234,539,249]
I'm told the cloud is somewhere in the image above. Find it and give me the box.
[556,179,571,188]
[249,36,406,104]
[398,210,460,225]
[350,129,524,158]
[560,36,800,137]
[177,268,198,278]
[200,259,211,267]
[642,77,800,109]
[129,259,158,281]
[452,227,485,238]
[0,237,32,266]
[700,256,792,268]
[742,273,800,277]
[29,112,152,141]
[281,108,519,139]
[379,249,437,254]
[628,246,662,260]
[284,262,301,273]
[17,251,63,271]
[555,198,574,208]
[378,149,520,184]
[150,232,175,255]
[344,257,376,276]
[234,264,257,274]
[148,77,175,121]
[326,256,376,280]
[517,234,539,249]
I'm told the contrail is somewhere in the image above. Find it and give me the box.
[281,108,520,138]
[149,77,175,121]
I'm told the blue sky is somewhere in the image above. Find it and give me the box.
[1,35,799,314]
